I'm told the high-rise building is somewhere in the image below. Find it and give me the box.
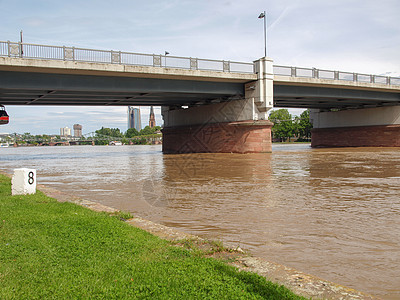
[60,127,71,137]
[149,106,156,128]
[128,106,141,131]
[73,124,83,137]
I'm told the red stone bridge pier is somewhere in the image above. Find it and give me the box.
[161,58,274,154]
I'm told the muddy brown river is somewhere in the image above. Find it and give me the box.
[1,144,399,299]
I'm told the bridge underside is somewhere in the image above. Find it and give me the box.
[1,68,400,151]
[0,70,244,106]
[1,69,399,111]
[1,71,399,110]
[274,85,400,109]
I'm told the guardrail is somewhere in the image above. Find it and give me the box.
[1,40,399,86]
[273,65,400,86]
[0,40,255,74]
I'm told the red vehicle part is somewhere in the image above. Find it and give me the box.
[0,105,9,125]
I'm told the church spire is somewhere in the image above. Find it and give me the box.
[149,106,156,128]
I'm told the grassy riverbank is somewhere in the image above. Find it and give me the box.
[0,174,304,299]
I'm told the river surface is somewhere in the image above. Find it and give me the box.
[1,144,399,299]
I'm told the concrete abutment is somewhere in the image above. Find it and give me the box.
[310,106,400,147]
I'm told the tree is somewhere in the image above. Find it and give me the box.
[139,126,153,136]
[110,128,123,138]
[95,127,123,138]
[22,132,33,141]
[268,109,294,142]
[125,128,139,138]
[139,126,161,136]
[95,127,111,137]
[295,110,313,140]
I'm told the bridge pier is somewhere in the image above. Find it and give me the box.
[162,119,273,154]
[161,58,274,154]
[310,106,400,147]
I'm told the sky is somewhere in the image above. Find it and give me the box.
[1,0,399,135]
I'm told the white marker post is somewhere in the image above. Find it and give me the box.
[11,168,36,195]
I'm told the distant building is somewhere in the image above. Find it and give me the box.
[60,127,71,137]
[149,106,156,128]
[73,124,83,137]
[128,106,141,131]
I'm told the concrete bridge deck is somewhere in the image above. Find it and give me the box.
[0,41,399,109]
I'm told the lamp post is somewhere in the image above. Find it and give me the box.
[258,11,267,57]
[164,51,169,67]
[20,30,24,57]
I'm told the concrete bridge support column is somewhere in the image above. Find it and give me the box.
[310,106,400,147]
[161,58,274,154]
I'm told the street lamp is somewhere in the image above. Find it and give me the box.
[258,11,267,57]
[164,51,169,67]
[20,30,24,57]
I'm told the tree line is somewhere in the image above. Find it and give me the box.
[93,126,162,145]
[268,109,312,142]
[95,125,161,138]
[1,126,163,146]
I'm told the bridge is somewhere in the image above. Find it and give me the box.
[1,40,399,152]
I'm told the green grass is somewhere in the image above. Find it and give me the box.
[0,174,305,299]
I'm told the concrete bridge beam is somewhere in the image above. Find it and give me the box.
[161,58,274,154]
[310,106,400,147]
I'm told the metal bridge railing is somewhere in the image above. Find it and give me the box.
[0,40,255,74]
[1,40,399,86]
[273,65,400,86]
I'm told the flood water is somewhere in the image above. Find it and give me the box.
[1,144,399,299]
